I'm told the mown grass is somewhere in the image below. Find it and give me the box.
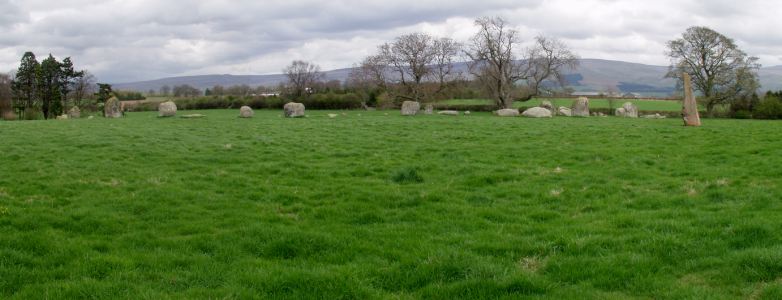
[443,98,685,111]
[1,109,782,299]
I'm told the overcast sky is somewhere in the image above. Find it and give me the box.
[1,0,781,83]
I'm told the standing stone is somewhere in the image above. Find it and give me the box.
[522,107,553,118]
[401,101,420,116]
[558,107,572,117]
[494,108,520,117]
[620,102,639,118]
[67,106,81,119]
[540,100,554,113]
[283,102,305,118]
[572,97,590,117]
[239,106,254,118]
[158,101,177,117]
[682,73,701,126]
[424,104,434,115]
[615,107,627,117]
[104,97,122,118]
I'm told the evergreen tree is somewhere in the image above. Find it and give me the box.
[11,52,40,116]
[96,83,113,102]
[58,57,84,111]
[38,54,62,119]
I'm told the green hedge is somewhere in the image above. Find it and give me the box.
[125,93,364,112]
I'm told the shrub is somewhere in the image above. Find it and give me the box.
[754,97,782,119]
[125,94,363,112]
[731,110,752,119]
[300,93,363,110]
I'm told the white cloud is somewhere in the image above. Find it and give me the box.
[1,0,780,82]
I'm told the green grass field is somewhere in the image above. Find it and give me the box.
[442,98,686,111]
[1,110,782,299]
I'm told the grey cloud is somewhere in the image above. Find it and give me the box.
[1,0,780,82]
[0,0,27,27]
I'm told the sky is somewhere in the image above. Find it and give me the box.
[1,0,781,83]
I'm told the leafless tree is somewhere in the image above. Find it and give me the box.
[522,36,579,100]
[159,85,171,96]
[226,84,252,97]
[71,71,96,108]
[351,33,461,104]
[283,60,324,99]
[173,84,202,97]
[378,33,461,102]
[431,37,462,96]
[466,17,578,109]
[211,85,225,96]
[465,17,522,109]
[666,26,760,115]
[348,55,388,92]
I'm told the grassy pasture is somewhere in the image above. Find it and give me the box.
[1,109,782,299]
[443,98,685,111]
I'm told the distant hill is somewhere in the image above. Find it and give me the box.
[112,59,782,96]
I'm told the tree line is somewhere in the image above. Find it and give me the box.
[286,19,770,116]
[2,17,776,120]
[0,52,105,120]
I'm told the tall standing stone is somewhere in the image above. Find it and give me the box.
[572,97,590,117]
[620,102,639,118]
[682,73,701,126]
[104,97,122,118]
[401,101,420,116]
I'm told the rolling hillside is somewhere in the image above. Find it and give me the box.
[112,59,782,96]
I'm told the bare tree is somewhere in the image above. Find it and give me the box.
[71,71,96,108]
[159,85,171,96]
[522,36,579,100]
[666,26,760,115]
[466,17,523,109]
[466,17,578,109]
[349,55,388,92]
[226,84,252,97]
[211,85,225,96]
[431,37,462,97]
[283,60,324,99]
[173,84,201,97]
[371,33,461,103]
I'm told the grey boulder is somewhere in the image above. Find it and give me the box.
[283,102,306,118]
[401,101,421,116]
[495,108,520,117]
[239,106,254,118]
[158,101,177,117]
[522,107,553,118]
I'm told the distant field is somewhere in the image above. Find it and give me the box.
[442,98,686,111]
[1,110,781,298]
